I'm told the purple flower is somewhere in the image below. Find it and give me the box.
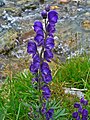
[46,109,54,120]
[74,103,80,108]
[46,24,55,34]
[41,62,52,83]
[41,62,51,73]
[33,21,43,32]
[78,105,82,114]
[34,34,44,46]
[72,112,78,118]
[42,85,51,100]
[44,49,53,62]
[48,10,58,24]
[45,37,54,50]
[42,73,52,83]
[80,97,88,106]
[76,116,80,120]
[82,116,88,120]
[36,30,44,37]
[27,7,59,119]
[33,54,40,63]
[41,65,51,75]
[41,103,46,114]
[30,62,40,74]
[30,54,40,74]
[45,4,50,12]
[41,10,47,19]
[27,41,37,56]
[82,109,88,117]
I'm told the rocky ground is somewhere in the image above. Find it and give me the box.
[0,0,90,82]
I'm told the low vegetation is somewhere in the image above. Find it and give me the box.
[0,55,90,120]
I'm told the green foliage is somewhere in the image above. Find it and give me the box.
[0,72,66,120]
[0,55,90,120]
[46,99,68,120]
[50,55,90,119]
[0,71,39,120]
[53,55,90,89]
[0,70,66,120]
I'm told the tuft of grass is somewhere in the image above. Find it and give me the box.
[52,55,90,89]
[0,70,67,120]
[0,70,39,120]
[50,55,90,119]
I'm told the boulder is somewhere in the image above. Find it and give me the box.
[0,0,5,7]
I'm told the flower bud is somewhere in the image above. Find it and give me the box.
[45,4,50,12]
[41,10,47,19]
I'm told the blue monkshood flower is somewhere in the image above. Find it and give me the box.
[42,73,52,83]
[82,116,88,120]
[80,97,88,106]
[46,24,55,34]
[72,112,79,118]
[41,103,46,114]
[74,102,80,108]
[30,61,40,74]
[41,62,51,73]
[41,65,51,75]
[33,54,40,63]
[36,30,44,37]
[76,116,80,120]
[82,109,88,117]
[33,54,40,64]
[41,62,52,83]
[48,10,58,24]
[27,41,37,56]
[41,10,47,19]
[34,34,44,46]
[45,37,54,50]
[33,21,43,32]
[78,105,82,114]
[30,54,40,74]
[45,4,50,12]
[46,109,54,120]
[44,49,53,62]
[42,85,51,100]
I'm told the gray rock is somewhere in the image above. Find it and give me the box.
[21,2,39,11]
[0,0,5,7]
[87,0,90,6]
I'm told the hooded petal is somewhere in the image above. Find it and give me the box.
[42,73,52,83]
[34,34,44,46]
[42,85,51,100]
[45,37,54,50]
[46,109,54,120]
[44,49,53,62]
[82,109,88,117]
[33,20,43,32]
[72,112,78,118]
[46,23,56,34]
[27,41,37,55]
[30,62,40,74]
[48,10,58,24]
[80,97,88,106]
[33,54,40,63]
[74,103,80,108]
[41,62,51,74]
